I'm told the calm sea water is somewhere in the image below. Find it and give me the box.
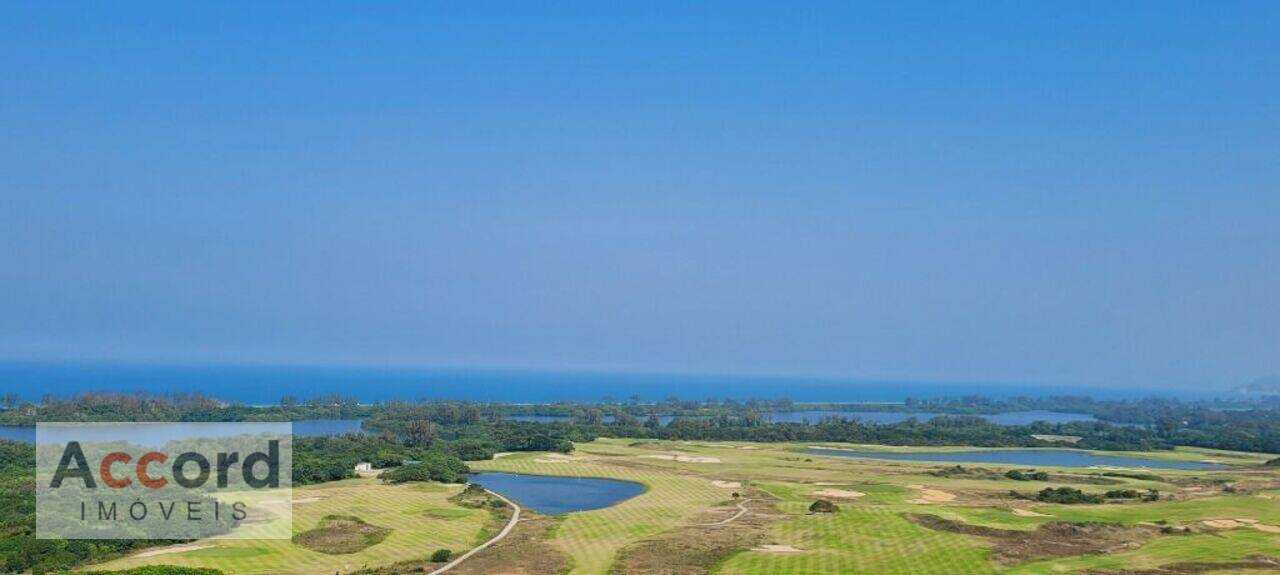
[0,362,1215,404]
[469,471,645,514]
[805,448,1224,470]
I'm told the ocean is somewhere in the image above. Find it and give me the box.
[0,362,1224,404]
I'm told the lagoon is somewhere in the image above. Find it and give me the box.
[469,471,645,514]
[0,426,34,442]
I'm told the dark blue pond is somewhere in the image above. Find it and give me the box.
[805,448,1225,470]
[469,472,646,515]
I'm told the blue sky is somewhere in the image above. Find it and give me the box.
[1,2,1277,389]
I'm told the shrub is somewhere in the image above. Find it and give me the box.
[809,499,839,513]
[431,549,453,562]
[1005,469,1049,481]
[1036,487,1103,504]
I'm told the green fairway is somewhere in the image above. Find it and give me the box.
[86,440,1280,575]
[90,479,493,575]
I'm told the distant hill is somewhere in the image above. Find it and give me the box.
[1237,376,1280,395]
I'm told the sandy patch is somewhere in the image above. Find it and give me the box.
[753,544,802,553]
[739,446,759,450]
[534,458,573,464]
[712,480,742,489]
[492,452,515,459]
[1012,508,1049,517]
[135,545,210,558]
[1031,434,1082,444]
[909,486,957,504]
[1203,519,1246,529]
[701,443,737,449]
[1202,518,1271,532]
[291,497,323,504]
[640,454,722,463]
[813,488,866,499]
[906,484,925,489]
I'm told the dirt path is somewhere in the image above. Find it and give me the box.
[427,489,521,575]
[697,499,753,526]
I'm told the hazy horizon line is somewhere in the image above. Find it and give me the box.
[0,357,1249,392]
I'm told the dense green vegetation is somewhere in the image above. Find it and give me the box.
[9,392,1279,455]
[292,434,474,485]
[380,455,470,484]
[0,441,185,574]
[0,393,371,426]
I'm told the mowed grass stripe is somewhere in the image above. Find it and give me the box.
[90,479,490,574]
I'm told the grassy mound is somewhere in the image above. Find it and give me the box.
[293,515,391,555]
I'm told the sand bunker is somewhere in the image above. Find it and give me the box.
[1202,518,1273,532]
[712,480,742,488]
[813,488,865,499]
[1011,508,1049,517]
[492,452,515,459]
[1199,518,1280,533]
[909,486,957,504]
[291,497,324,504]
[135,545,210,558]
[1203,519,1247,529]
[753,544,802,553]
[640,454,722,463]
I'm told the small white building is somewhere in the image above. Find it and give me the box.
[354,462,373,472]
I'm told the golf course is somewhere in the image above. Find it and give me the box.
[93,438,1280,575]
